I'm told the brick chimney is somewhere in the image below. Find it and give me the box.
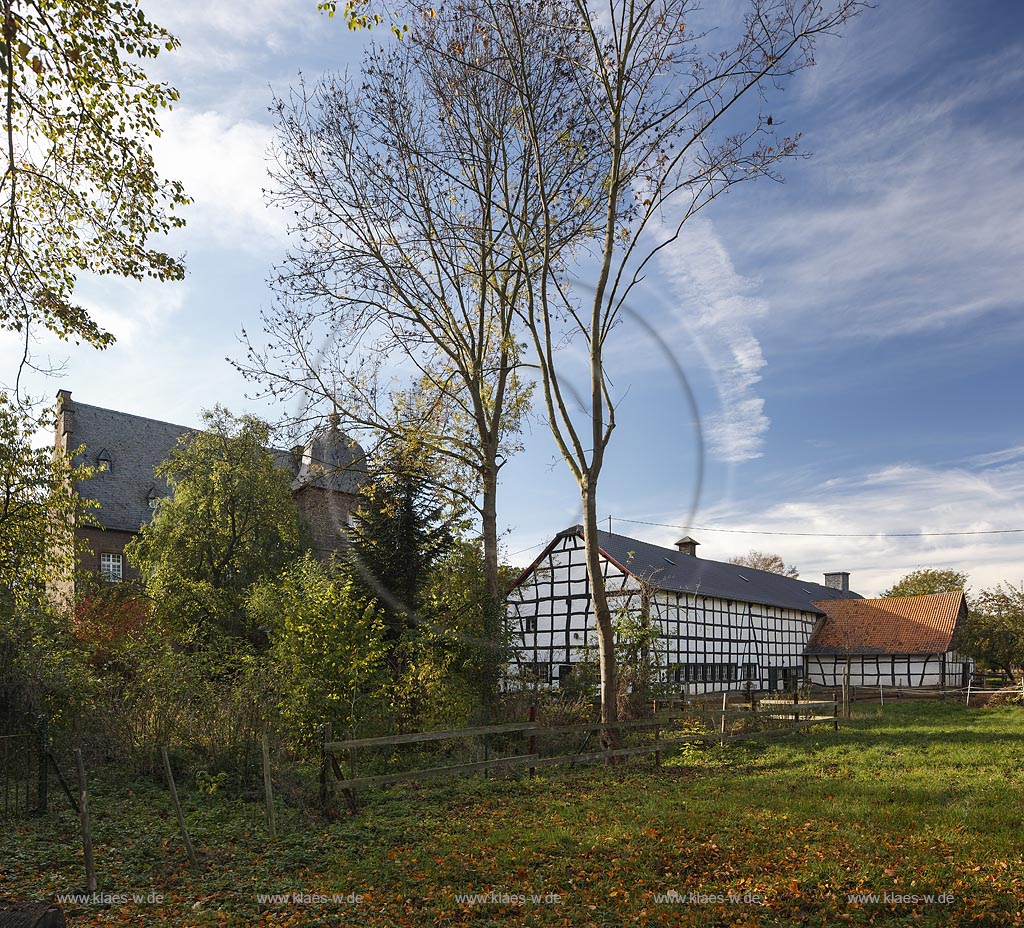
[675,536,700,557]
[55,389,75,452]
[823,571,850,592]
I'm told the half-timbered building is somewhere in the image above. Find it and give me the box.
[804,591,972,687]
[506,526,862,694]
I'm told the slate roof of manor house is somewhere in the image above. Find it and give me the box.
[61,397,365,534]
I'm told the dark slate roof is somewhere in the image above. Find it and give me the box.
[66,398,367,534]
[294,425,366,495]
[68,401,198,532]
[559,526,863,615]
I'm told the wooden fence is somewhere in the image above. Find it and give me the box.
[0,733,38,819]
[804,678,1024,706]
[320,696,839,811]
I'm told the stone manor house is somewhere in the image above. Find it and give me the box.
[54,390,365,589]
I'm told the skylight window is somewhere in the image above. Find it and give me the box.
[663,557,675,565]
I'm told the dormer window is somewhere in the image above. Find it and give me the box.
[97,449,112,473]
[146,487,160,510]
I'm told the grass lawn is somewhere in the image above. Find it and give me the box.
[2,699,1022,926]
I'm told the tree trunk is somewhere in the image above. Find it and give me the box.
[581,481,619,755]
[479,463,502,715]
[480,461,501,604]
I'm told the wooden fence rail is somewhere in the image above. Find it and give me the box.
[322,696,839,811]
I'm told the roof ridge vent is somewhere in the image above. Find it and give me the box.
[675,536,700,557]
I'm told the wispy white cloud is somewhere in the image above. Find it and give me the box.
[657,217,771,463]
[732,30,1024,346]
[654,450,1024,595]
[154,108,287,255]
[967,446,1024,468]
[148,0,331,82]
[77,277,189,350]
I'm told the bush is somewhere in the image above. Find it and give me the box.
[249,554,390,749]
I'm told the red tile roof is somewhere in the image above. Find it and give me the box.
[807,591,966,655]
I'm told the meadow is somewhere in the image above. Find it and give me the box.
[2,698,1021,927]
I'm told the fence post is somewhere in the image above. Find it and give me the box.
[832,692,838,732]
[161,747,198,869]
[965,676,972,707]
[720,692,727,747]
[261,732,277,839]
[654,719,661,767]
[74,748,97,892]
[528,705,537,779]
[319,723,332,807]
[36,716,48,816]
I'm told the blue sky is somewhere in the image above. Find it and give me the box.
[3,0,1023,596]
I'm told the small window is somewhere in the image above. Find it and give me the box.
[525,616,538,633]
[558,664,572,682]
[146,487,160,510]
[97,449,112,473]
[99,552,123,583]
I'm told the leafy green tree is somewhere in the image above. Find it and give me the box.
[346,443,470,726]
[248,554,388,744]
[126,407,303,646]
[348,447,458,643]
[959,584,1024,683]
[881,568,968,598]
[728,550,799,579]
[0,394,98,729]
[418,540,517,724]
[1,0,188,388]
[0,393,92,608]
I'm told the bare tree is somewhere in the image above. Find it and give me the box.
[729,550,800,578]
[475,0,865,748]
[237,1,605,707]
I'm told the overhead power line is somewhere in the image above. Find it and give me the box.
[610,517,1024,539]
[506,540,548,557]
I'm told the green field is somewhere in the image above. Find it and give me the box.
[2,699,1022,927]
